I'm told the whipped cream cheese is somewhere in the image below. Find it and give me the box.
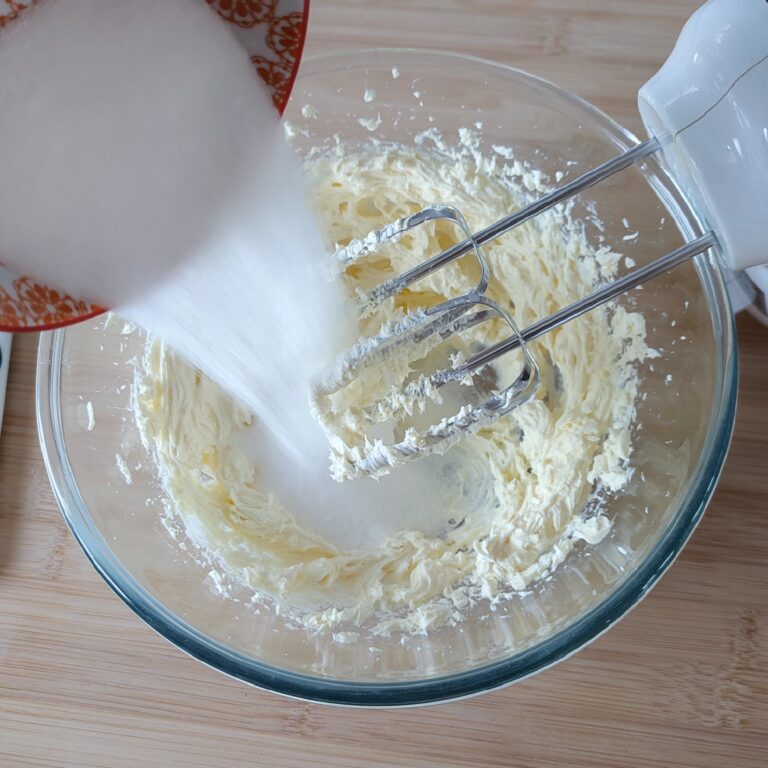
[135,140,654,635]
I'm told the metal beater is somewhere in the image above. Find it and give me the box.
[314,0,768,480]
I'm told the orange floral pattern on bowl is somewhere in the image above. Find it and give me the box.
[0,0,308,331]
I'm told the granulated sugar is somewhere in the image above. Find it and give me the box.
[0,0,497,550]
[0,0,347,465]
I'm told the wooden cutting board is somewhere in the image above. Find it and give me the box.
[1,2,766,766]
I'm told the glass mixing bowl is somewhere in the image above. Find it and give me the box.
[36,50,737,706]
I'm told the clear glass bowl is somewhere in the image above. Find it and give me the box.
[36,50,737,706]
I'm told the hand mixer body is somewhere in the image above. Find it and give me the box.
[639,0,768,272]
[321,0,768,480]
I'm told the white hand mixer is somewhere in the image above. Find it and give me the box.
[314,0,768,481]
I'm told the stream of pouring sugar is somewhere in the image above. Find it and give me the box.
[0,0,491,550]
[0,0,347,469]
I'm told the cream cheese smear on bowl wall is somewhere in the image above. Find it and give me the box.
[0,2,653,638]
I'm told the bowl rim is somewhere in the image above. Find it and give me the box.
[36,47,738,707]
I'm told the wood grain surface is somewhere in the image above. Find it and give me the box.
[1,2,767,766]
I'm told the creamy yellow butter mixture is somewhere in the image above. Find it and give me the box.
[136,141,654,635]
